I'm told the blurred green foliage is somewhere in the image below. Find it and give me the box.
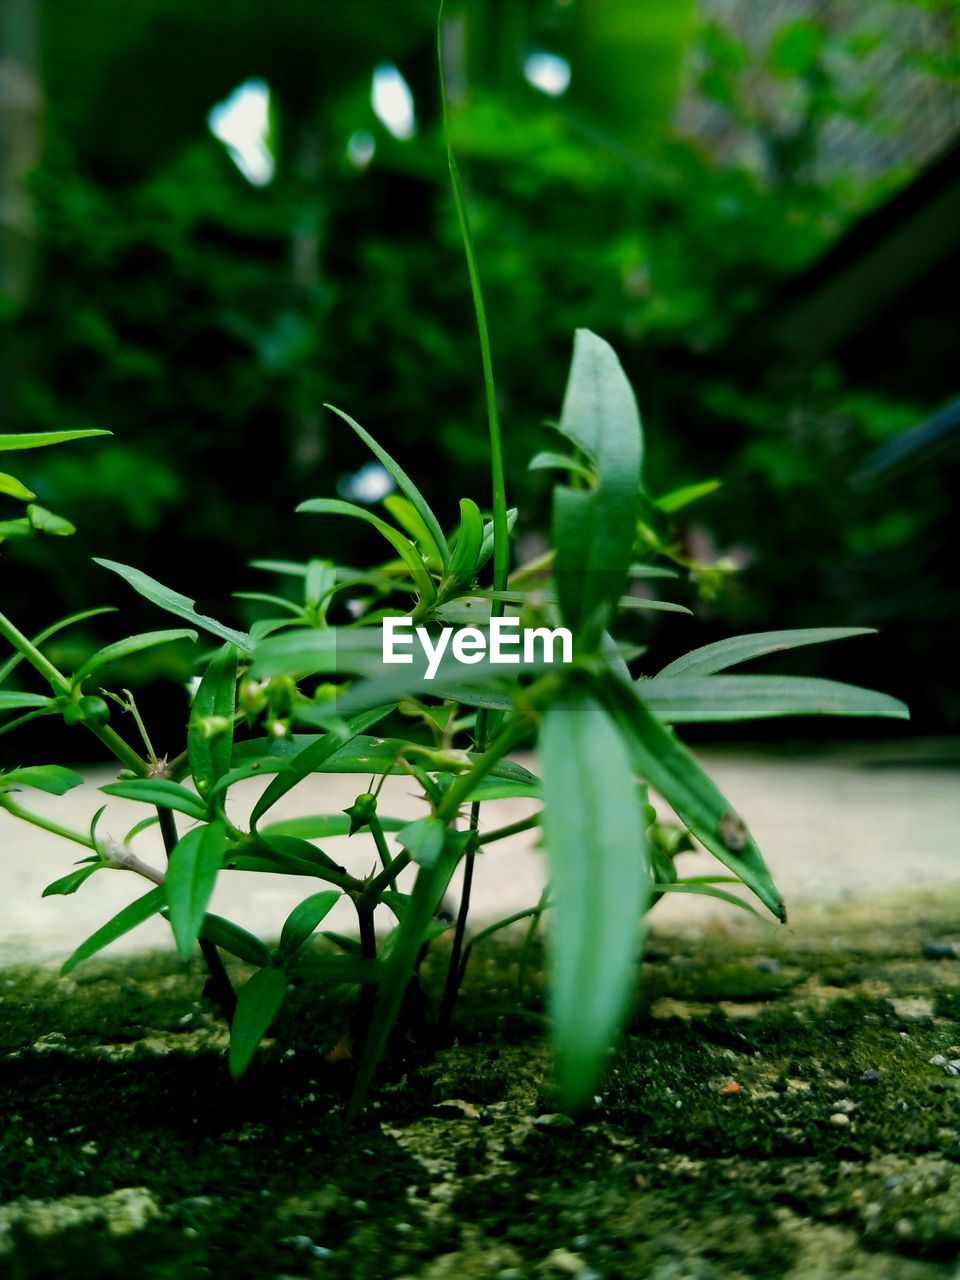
[1,0,957,733]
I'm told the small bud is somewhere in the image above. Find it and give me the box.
[267,718,289,739]
[239,678,267,718]
[193,714,231,740]
[344,792,377,836]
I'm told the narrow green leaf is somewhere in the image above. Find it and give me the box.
[0,692,53,711]
[653,881,763,919]
[229,966,288,1078]
[0,429,110,452]
[187,642,238,795]
[654,479,721,513]
[2,764,84,795]
[643,675,910,723]
[26,505,75,537]
[199,913,271,967]
[552,330,644,644]
[248,707,388,829]
[276,890,341,962]
[101,778,208,821]
[540,686,650,1109]
[325,403,449,568]
[598,672,785,922]
[529,450,594,482]
[74,629,198,681]
[0,608,118,687]
[383,496,443,571]
[61,886,165,974]
[261,814,405,839]
[0,472,35,500]
[444,497,485,589]
[296,498,436,606]
[93,559,252,651]
[655,628,877,680]
[165,820,227,957]
[43,864,101,897]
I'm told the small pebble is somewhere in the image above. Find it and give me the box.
[830,1112,850,1127]
[754,957,782,974]
[861,1069,882,1084]
[832,1098,857,1114]
[929,1054,948,1067]
[947,1060,960,1077]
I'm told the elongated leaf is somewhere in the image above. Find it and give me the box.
[74,629,198,681]
[261,814,405,839]
[598,672,785,921]
[654,480,720,513]
[43,864,101,897]
[165,820,227,957]
[93,559,252,650]
[529,450,594,482]
[643,675,909,723]
[229,966,288,1078]
[540,685,650,1109]
[296,498,436,605]
[249,706,388,829]
[61,886,165,975]
[276,890,341,963]
[655,627,876,680]
[652,881,763,919]
[187,643,238,795]
[383,496,442,571]
[325,404,449,568]
[0,607,117,686]
[2,765,84,795]
[0,692,53,711]
[0,472,35,500]
[0,429,110,452]
[101,778,208,821]
[230,731,536,788]
[445,497,485,586]
[199,913,271,967]
[349,833,464,1116]
[27,504,74,536]
[552,331,643,644]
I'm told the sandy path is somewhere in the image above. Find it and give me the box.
[1,744,957,967]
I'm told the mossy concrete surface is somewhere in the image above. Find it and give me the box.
[2,894,959,1278]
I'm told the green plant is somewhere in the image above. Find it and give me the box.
[0,16,908,1116]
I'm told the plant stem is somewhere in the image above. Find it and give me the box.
[437,2,508,597]
[157,805,236,1023]
[357,849,412,912]
[0,797,96,850]
[368,812,396,884]
[0,607,71,694]
[438,799,480,1030]
[477,813,541,846]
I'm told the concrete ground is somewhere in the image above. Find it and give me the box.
[1,741,957,968]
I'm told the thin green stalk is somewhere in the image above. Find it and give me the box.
[0,797,96,851]
[368,812,397,884]
[437,1,508,598]
[357,849,412,912]
[477,812,541,845]
[438,798,480,1029]
[0,608,71,694]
